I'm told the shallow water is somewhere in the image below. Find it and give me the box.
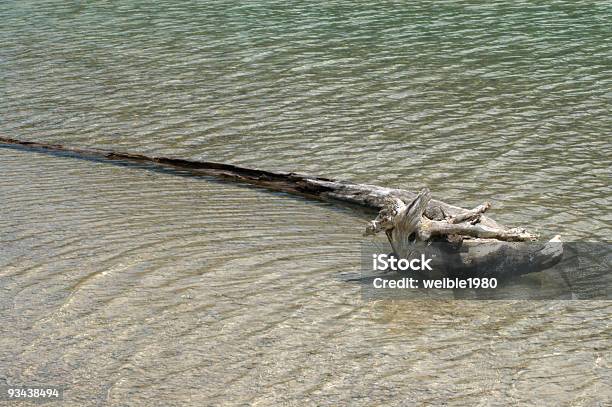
[1,1,611,405]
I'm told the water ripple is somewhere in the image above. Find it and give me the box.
[1,1,611,405]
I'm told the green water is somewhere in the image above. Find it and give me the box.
[1,1,610,405]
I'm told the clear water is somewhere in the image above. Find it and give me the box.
[1,1,610,405]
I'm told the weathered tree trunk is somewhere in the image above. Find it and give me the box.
[0,136,563,276]
[363,189,538,258]
[0,137,505,227]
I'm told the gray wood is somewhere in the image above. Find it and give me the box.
[0,136,563,276]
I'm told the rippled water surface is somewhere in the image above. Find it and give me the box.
[1,1,611,405]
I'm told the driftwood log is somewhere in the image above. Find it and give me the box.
[364,189,537,257]
[0,136,563,277]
